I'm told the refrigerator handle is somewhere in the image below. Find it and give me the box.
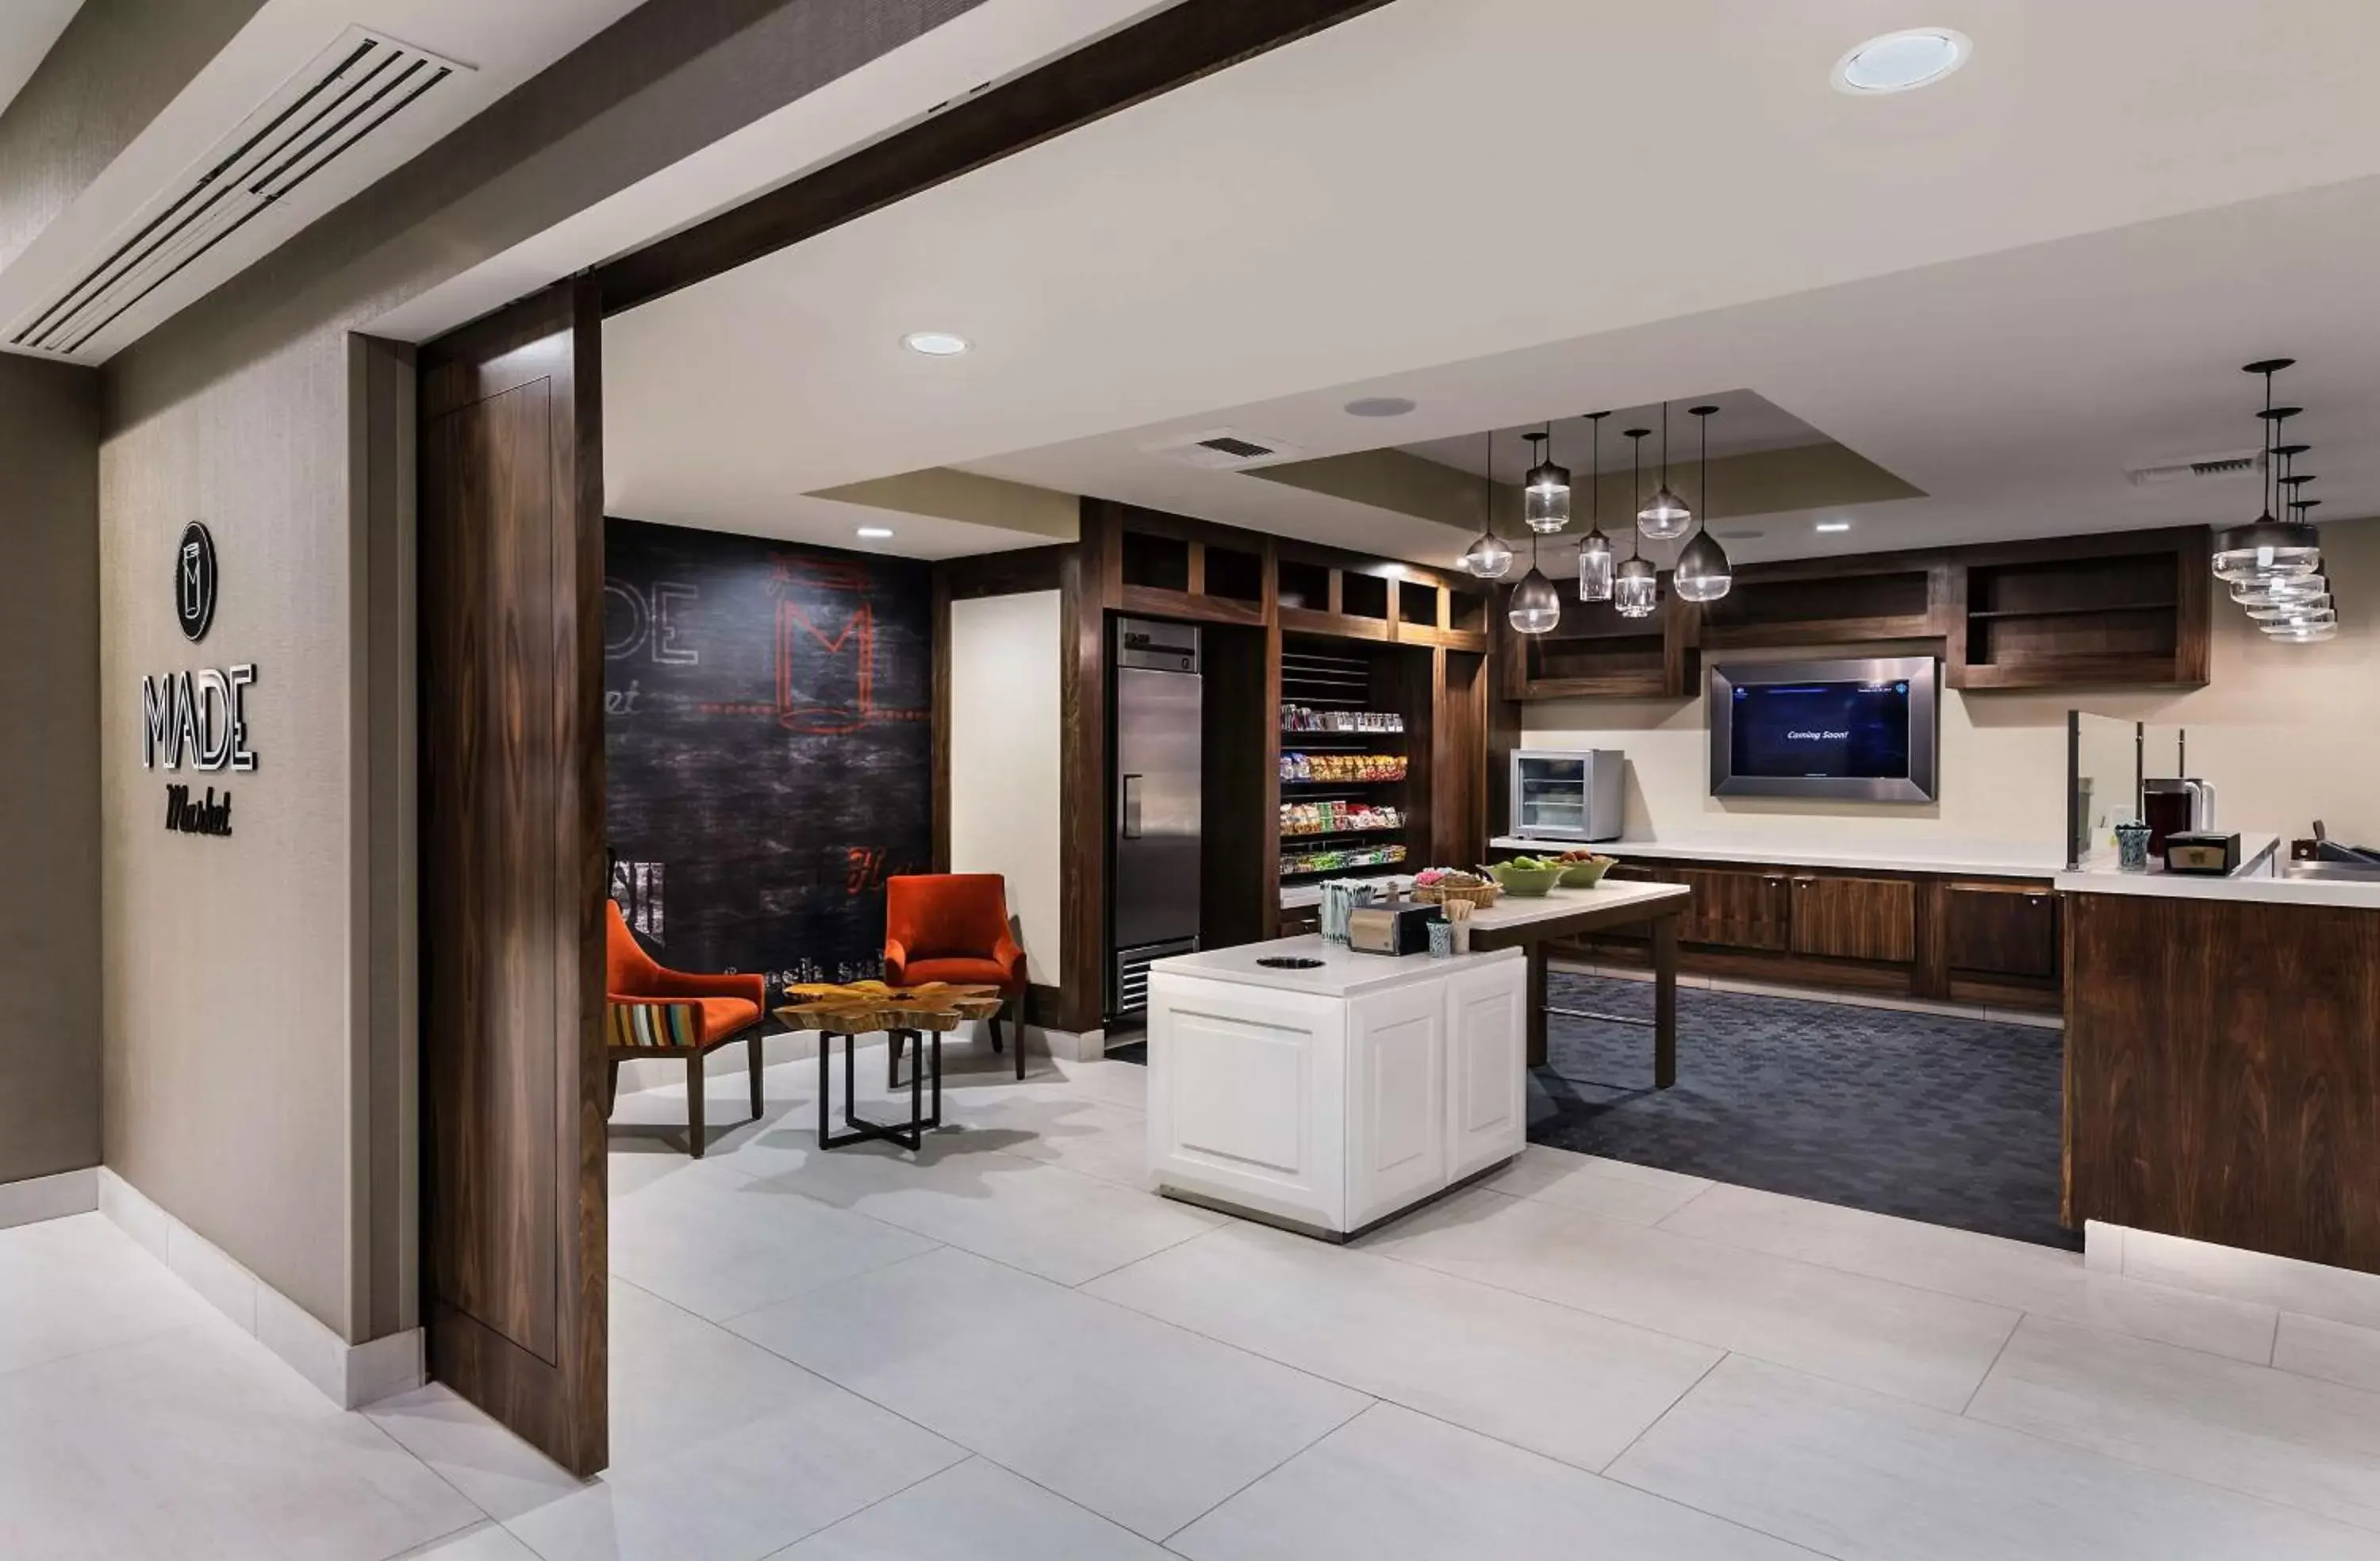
[1121,773,1144,839]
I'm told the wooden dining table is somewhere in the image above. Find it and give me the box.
[1456,880,1695,1086]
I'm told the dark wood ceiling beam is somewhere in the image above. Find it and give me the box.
[591,0,1395,316]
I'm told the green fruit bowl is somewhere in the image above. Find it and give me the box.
[1558,855,1617,888]
[1487,861,1564,897]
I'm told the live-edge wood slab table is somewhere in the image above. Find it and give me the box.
[1457,881,1695,1086]
[776,981,1006,1150]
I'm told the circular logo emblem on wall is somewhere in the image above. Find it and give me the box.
[176,521,217,642]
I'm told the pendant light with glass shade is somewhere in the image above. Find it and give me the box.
[1460,428,1514,579]
[1672,404,1733,602]
[1576,412,1614,602]
[1523,424,1572,534]
[1506,529,1564,635]
[1637,401,1694,540]
[2259,498,2337,639]
[2213,359,2321,585]
[1614,428,1661,618]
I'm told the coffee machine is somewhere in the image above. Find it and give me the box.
[2141,777,2217,856]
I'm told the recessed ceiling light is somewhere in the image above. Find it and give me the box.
[901,331,971,357]
[1379,562,1406,577]
[1833,29,1971,94]
[1345,397,1417,418]
[1815,521,1852,533]
[1715,529,1766,542]
[855,526,895,539]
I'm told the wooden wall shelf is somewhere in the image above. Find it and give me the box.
[1494,526,2210,700]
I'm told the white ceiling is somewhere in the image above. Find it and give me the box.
[1400,392,1828,486]
[604,0,2380,566]
[0,0,647,362]
[0,0,79,121]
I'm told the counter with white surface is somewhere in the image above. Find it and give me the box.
[1146,936,1528,1237]
[1491,835,2063,880]
[2055,833,2380,910]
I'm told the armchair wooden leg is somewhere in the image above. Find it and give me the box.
[749,1029,765,1122]
[888,1030,906,1090]
[1011,991,1026,1080]
[686,1053,706,1159]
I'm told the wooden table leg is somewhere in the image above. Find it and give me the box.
[1653,912,1678,1090]
[1524,941,1549,1068]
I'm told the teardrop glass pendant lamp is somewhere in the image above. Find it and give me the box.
[1507,535,1564,635]
[1672,404,1732,603]
[1461,428,1514,579]
[1637,401,1693,540]
[1576,412,1614,602]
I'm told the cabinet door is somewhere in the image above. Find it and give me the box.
[1676,867,1790,951]
[1788,875,1917,963]
[1345,983,1449,1231]
[1946,882,2060,980]
[1147,975,1347,1230]
[1445,959,1527,1183]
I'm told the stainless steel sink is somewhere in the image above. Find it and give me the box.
[2283,860,2380,883]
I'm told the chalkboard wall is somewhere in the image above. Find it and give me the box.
[604,518,933,988]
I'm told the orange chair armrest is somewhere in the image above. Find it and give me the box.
[649,969,766,1008]
[883,938,911,984]
[993,934,1027,988]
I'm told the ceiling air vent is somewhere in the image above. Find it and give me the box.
[2125,449,2264,487]
[6,29,467,362]
[1146,428,1306,470]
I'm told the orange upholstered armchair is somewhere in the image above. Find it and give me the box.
[884,873,1027,1080]
[605,899,769,1156]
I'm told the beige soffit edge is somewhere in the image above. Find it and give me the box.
[810,466,1080,540]
[1252,442,1924,531]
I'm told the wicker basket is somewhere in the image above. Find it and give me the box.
[1414,880,1501,910]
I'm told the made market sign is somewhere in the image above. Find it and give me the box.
[143,522,255,838]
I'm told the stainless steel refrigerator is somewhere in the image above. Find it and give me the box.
[1109,617,1201,1018]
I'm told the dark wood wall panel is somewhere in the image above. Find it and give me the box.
[419,282,606,1478]
[2066,892,2380,1270]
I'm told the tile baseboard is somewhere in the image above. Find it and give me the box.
[0,1166,98,1231]
[2089,1218,2380,1333]
[96,1168,423,1409]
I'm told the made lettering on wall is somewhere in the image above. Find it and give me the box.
[601,520,932,987]
[144,522,254,838]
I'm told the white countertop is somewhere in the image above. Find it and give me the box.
[2055,834,2380,909]
[1460,878,1691,933]
[1153,934,1521,997]
[1491,835,2062,880]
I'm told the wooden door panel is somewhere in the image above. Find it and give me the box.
[420,282,606,1477]
[1675,867,1788,951]
[1946,883,2059,980]
[1790,876,1917,963]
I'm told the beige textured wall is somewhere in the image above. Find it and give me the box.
[1522,520,2380,854]
[0,354,101,1185]
[948,591,1065,984]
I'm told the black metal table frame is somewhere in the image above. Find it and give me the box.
[817,1026,942,1150]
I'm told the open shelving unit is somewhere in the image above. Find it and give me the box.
[1276,637,1430,884]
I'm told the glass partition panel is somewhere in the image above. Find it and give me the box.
[2067,711,2141,869]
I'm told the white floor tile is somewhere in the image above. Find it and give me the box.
[1085,1222,1718,1471]
[0,1314,481,1561]
[1611,1353,2380,1560]
[1170,1401,1813,1559]
[1365,1186,2018,1410]
[945,1092,1152,1189]
[1967,1314,2380,1532]
[1658,1182,2278,1363]
[771,1456,1168,1559]
[375,1282,963,1561]
[397,1521,545,1559]
[2278,1312,2380,1394]
[2118,1225,2380,1332]
[608,1156,936,1321]
[1479,1145,1713,1225]
[729,1128,1215,1287]
[0,1212,217,1379]
[729,1245,1369,1540]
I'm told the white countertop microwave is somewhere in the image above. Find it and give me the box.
[1510,749,1626,842]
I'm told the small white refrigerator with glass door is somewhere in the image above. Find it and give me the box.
[1508,749,1626,841]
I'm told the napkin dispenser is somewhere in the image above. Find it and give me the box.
[1346,903,1441,957]
[2163,830,2241,876]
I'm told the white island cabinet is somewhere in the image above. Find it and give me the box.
[1145,936,1527,1238]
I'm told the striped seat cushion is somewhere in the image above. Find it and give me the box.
[608,1001,702,1049]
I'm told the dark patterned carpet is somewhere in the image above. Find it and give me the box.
[1533,972,2077,1250]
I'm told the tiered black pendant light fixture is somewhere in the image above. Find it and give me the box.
[2213,359,2321,587]
[1576,412,1614,603]
[2213,358,2336,642]
[1523,424,1572,534]
[1614,427,1660,617]
[1672,404,1733,603]
[1461,428,1514,580]
[1636,401,1694,540]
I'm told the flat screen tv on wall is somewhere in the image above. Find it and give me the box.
[1708,656,1940,803]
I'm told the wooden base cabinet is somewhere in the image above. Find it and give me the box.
[1147,950,1528,1237]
